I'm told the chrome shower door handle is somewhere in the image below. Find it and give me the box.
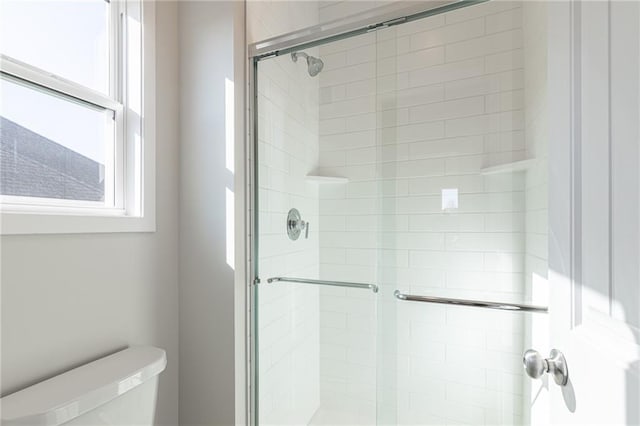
[523,349,569,386]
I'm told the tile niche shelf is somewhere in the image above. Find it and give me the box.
[480,159,537,176]
[305,175,349,184]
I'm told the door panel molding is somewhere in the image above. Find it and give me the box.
[570,0,640,335]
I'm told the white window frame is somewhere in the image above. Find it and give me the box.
[0,0,155,235]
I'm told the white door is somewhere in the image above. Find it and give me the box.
[547,0,640,424]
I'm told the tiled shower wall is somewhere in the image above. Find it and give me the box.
[316,2,534,424]
[249,3,322,424]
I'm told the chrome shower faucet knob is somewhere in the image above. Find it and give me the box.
[287,208,309,240]
[523,348,569,386]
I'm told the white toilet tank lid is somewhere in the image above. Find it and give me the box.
[0,346,166,426]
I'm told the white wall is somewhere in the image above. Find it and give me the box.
[247,0,320,43]
[178,1,245,425]
[0,2,180,425]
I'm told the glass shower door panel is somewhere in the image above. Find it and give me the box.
[374,2,549,424]
[256,30,381,425]
[256,51,322,425]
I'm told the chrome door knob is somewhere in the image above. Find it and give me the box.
[523,349,569,386]
[523,349,547,379]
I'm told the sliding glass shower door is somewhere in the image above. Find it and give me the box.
[252,2,549,425]
[254,30,384,425]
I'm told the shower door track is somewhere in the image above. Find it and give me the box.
[248,0,487,60]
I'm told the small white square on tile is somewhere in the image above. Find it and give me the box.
[441,188,459,210]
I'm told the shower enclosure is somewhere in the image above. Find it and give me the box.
[249,1,550,424]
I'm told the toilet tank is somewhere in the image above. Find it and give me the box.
[1,346,167,426]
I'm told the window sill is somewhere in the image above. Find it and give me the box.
[0,210,155,235]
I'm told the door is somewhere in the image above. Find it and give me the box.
[548,1,640,424]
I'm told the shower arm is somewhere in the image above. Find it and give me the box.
[291,51,309,62]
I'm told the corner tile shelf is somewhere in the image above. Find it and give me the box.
[305,175,349,184]
[480,159,537,176]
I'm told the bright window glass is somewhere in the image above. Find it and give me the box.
[0,76,115,203]
[0,0,110,94]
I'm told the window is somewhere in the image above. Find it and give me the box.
[0,0,155,234]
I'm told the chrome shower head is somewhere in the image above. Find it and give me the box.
[307,55,324,77]
[291,51,324,77]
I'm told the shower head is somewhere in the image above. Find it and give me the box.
[291,51,324,77]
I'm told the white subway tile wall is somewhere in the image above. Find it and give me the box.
[313,2,547,425]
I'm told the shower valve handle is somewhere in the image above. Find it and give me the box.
[294,220,309,239]
[286,208,309,240]
[292,219,309,238]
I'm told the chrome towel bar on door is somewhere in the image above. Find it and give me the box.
[266,277,378,293]
[394,290,548,313]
